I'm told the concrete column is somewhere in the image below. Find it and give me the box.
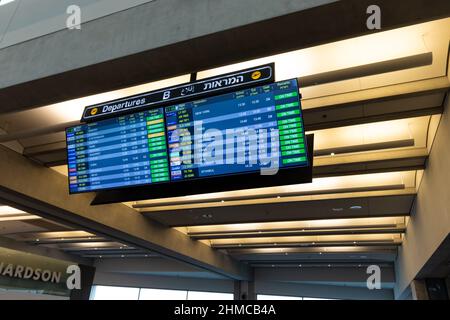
[234,281,256,301]
[411,280,429,300]
[70,265,96,300]
[446,277,450,299]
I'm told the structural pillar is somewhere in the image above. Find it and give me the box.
[234,281,256,300]
[70,265,96,300]
[410,280,429,300]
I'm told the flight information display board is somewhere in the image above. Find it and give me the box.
[66,108,169,193]
[165,79,308,181]
[66,79,309,194]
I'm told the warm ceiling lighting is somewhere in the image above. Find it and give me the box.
[10,75,190,126]
[209,233,403,248]
[230,246,396,255]
[0,0,15,6]
[182,216,406,235]
[136,171,417,210]
[0,206,41,221]
[310,116,429,154]
[197,19,449,87]
[11,230,95,241]
[0,206,25,216]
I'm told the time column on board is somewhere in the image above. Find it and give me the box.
[274,85,308,167]
[146,108,170,183]
[66,126,89,193]
[165,104,196,181]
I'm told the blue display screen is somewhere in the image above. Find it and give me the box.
[66,79,309,193]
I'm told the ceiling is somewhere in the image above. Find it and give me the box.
[0,18,449,276]
[0,205,158,259]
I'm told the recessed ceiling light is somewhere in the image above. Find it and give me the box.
[277,196,281,199]
[330,152,335,156]
[350,206,363,210]
[121,255,125,258]
[319,252,323,255]
[298,264,302,267]
[99,256,102,258]
[35,239,39,242]
[328,264,331,267]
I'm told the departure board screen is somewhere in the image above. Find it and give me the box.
[66,79,309,194]
[66,108,170,193]
[165,79,308,181]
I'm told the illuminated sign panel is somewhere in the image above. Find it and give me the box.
[165,79,308,181]
[81,64,274,122]
[66,79,309,194]
[67,108,169,193]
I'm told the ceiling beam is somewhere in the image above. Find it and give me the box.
[0,145,251,280]
[298,52,432,87]
[142,190,415,227]
[1,0,449,115]
[1,75,447,147]
[188,225,407,240]
[0,235,91,265]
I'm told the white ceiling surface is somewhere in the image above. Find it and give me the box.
[0,0,156,49]
[197,19,450,100]
[0,18,448,146]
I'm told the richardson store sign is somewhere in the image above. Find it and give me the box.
[0,261,62,283]
[0,247,79,295]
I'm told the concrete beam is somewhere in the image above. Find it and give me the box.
[0,235,91,265]
[1,0,449,114]
[94,257,205,274]
[255,281,394,300]
[0,145,251,280]
[255,266,395,286]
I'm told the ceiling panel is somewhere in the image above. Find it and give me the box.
[143,193,415,227]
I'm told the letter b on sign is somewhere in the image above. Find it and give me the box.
[163,91,171,100]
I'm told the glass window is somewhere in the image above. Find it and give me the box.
[90,286,234,300]
[303,297,335,300]
[90,286,140,300]
[187,291,234,301]
[139,288,188,300]
[257,294,303,300]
